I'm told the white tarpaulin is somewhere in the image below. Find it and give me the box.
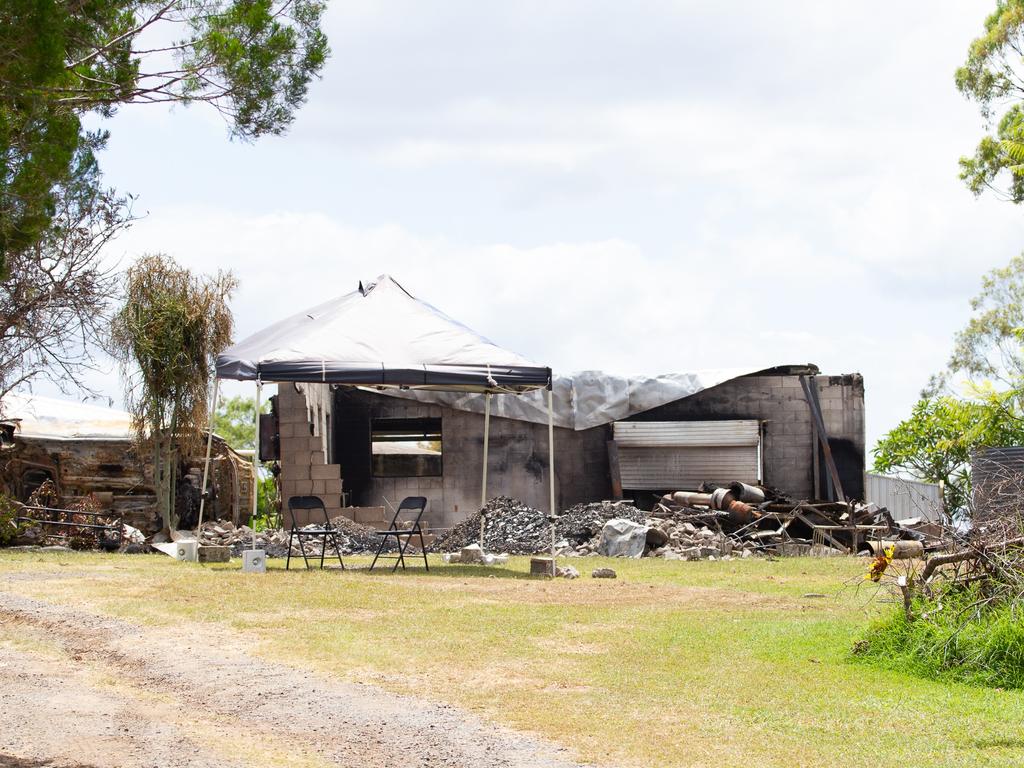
[381,366,774,431]
[216,275,550,393]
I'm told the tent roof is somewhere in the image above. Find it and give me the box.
[216,275,550,392]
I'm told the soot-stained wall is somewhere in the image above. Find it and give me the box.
[315,371,866,528]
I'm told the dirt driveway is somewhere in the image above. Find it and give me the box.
[0,586,594,768]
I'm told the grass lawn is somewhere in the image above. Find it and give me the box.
[1,551,1022,767]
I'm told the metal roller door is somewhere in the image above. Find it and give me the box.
[613,420,761,490]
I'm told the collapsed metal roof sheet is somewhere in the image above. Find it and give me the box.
[2,393,133,440]
[380,365,821,431]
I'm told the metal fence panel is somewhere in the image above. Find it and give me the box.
[865,472,943,521]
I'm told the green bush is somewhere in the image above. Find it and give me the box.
[854,584,1024,689]
[0,495,24,546]
[249,472,280,531]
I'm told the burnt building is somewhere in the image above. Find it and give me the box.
[0,393,253,535]
[274,364,865,529]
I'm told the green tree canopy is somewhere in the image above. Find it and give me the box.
[212,394,269,450]
[0,0,329,276]
[873,396,1024,519]
[926,253,1024,395]
[957,0,1024,201]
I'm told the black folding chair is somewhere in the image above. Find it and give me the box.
[286,496,345,571]
[369,496,429,572]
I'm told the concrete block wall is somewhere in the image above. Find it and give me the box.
[313,371,865,529]
[277,385,344,525]
[333,390,609,529]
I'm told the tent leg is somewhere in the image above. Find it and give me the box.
[480,392,491,549]
[548,387,556,573]
[195,378,220,543]
[252,379,262,552]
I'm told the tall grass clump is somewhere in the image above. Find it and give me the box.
[855,581,1024,689]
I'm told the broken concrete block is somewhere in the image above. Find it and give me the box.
[198,545,230,563]
[530,557,555,577]
[645,526,670,548]
[556,565,579,579]
[242,549,266,573]
[591,567,617,579]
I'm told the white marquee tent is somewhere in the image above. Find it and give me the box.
[202,275,556,565]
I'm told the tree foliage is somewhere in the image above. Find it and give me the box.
[0,0,329,275]
[212,394,268,450]
[873,396,1024,519]
[110,254,236,533]
[0,139,130,402]
[957,1,1024,201]
[0,0,326,423]
[926,253,1024,395]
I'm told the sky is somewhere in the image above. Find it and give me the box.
[43,1,1024,454]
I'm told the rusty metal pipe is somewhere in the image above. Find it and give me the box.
[726,499,756,526]
[866,539,924,560]
[671,491,713,508]
[711,488,735,510]
[729,481,765,504]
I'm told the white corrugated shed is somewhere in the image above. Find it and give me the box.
[865,473,944,521]
[613,421,761,490]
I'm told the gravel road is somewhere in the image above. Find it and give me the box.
[0,586,596,768]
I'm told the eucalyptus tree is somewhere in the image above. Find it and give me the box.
[957,1,1024,201]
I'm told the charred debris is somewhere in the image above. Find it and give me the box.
[433,482,942,561]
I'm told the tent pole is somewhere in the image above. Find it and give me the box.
[548,387,556,574]
[195,377,220,543]
[252,379,262,552]
[480,392,491,549]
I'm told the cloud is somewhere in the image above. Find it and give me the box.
[94,201,967,452]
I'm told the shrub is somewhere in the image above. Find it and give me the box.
[854,584,1024,689]
[0,494,24,546]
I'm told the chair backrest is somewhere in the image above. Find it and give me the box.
[387,496,428,531]
[286,495,329,530]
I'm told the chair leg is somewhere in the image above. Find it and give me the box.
[300,533,312,570]
[319,533,327,570]
[286,529,295,571]
[329,533,344,570]
[418,528,429,571]
[390,538,402,572]
[393,532,413,572]
[370,535,387,571]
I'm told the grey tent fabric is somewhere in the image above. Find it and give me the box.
[216,275,551,392]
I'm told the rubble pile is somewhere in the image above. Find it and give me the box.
[197,517,399,558]
[557,515,758,560]
[626,483,931,560]
[432,497,647,555]
[436,482,932,562]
